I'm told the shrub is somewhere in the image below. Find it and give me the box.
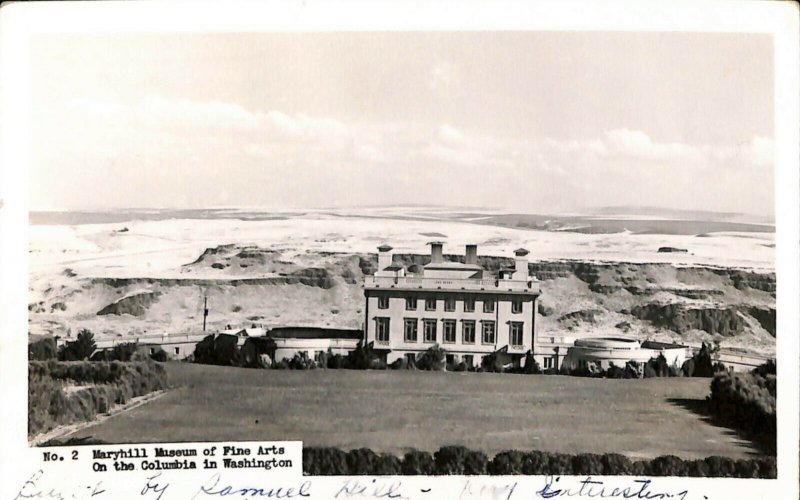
[193,334,241,366]
[682,342,720,377]
[28,360,167,437]
[389,358,407,370]
[298,447,776,478]
[327,353,348,369]
[571,453,605,475]
[401,450,435,475]
[753,359,776,377]
[346,448,379,474]
[644,353,672,378]
[601,453,633,475]
[150,348,168,362]
[29,337,57,361]
[434,446,487,475]
[522,351,541,374]
[347,342,377,370]
[489,450,526,474]
[288,352,316,370]
[647,455,687,476]
[302,447,348,475]
[372,454,402,475]
[707,370,776,454]
[481,352,504,373]
[417,345,446,371]
[518,451,549,475]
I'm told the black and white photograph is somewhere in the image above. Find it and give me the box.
[1,1,798,499]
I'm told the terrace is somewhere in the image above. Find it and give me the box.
[363,275,540,294]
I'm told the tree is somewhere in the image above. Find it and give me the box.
[58,329,96,360]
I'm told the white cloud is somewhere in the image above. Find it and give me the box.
[437,124,464,144]
[35,97,774,215]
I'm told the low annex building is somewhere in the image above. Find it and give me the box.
[363,242,541,368]
[560,337,691,371]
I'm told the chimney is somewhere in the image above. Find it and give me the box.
[465,244,478,265]
[377,244,393,271]
[513,248,529,280]
[429,241,444,264]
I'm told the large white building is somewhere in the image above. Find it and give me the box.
[363,242,541,368]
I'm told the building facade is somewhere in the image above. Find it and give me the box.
[364,242,541,368]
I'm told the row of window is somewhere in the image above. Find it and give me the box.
[376,296,525,314]
[375,317,524,347]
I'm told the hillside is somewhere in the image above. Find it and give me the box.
[28,243,776,356]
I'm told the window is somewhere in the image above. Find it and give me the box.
[483,299,495,313]
[424,319,437,343]
[512,299,523,314]
[544,357,554,370]
[404,318,418,342]
[444,298,456,312]
[378,296,389,309]
[445,354,456,365]
[376,317,390,343]
[510,322,524,347]
[174,347,180,355]
[481,321,496,344]
[443,319,456,343]
[464,298,475,312]
[405,297,417,311]
[462,320,476,344]
[425,298,437,311]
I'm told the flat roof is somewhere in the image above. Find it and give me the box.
[267,327,362,340]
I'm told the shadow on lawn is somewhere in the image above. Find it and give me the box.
[667,397,775,457]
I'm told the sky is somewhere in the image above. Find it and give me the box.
[29,31,774,215]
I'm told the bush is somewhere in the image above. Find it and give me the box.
[401,450,435,475]
[417,345,445,371]
[434,446,488,475]
[28,360,167,437]
[372,454,402,475]
[302,447,348,475]
[522,351,541,374]
[150,348,168,362]
[646,455,687,476]
[29,337,57,361]
[327,353,348,369]
[644,353,672,378]
[681,342,722,378]
[346,448,379,474]
[193,334,241,366]
[347,342,377,370]
[707,370,776,454]
[288,352,316,370]
[488,450,526,474]
[298,446,776,478]
[571,453,605,475]
[481,352,504,373]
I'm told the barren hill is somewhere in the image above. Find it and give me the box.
[28,243,776,356]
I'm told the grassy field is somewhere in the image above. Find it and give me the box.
[68,363,760,460]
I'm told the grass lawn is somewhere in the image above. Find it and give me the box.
[68,363,760,460]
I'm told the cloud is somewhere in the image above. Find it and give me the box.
[437,124,464,144]
[35,96,774,215]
